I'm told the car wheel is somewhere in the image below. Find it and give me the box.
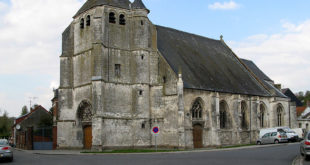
[274,140,279,144]
[301,148,305,156]
[306,155,310,160]
[8,156,13,162]
[257,141,262,145]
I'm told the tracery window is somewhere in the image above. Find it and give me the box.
[260,104,266,128]
[277,105,283,126]
[191,99,202,119]
[220,101,228,129]
[241,101,247,130]
[77,100,92,122]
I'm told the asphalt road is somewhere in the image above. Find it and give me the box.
[0,143,300,165]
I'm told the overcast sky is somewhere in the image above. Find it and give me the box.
[0,0,310,117]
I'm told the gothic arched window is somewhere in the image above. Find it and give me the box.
[220,101,229,129]
[277,105,284,126]
[86,15,91,26]
[191,99,203,119]
[260,104,266,128]
[80,18,84,29]
[109,12,116,23]
[241,101,247,130]
[119,14,126,25]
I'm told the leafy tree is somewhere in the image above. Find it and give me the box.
[21,105,28,116]
[296,91,310,106]
[0,111,14,139]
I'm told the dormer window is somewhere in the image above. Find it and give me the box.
[119,14,126,25]
[109,12,116,23]
[86,15,91,26]
[80,18,84,29]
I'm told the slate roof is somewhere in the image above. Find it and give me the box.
[74,0,131,18]
[281,88,303,106]
[241,59,272,82]
[132,0,149,12]
[156,25,271,97]
[240,59,287,98]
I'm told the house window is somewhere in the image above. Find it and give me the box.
[115,64,121,77]
[109,12,116,23]
[241,101,247,130]
[119,14,126,25]
[220,101,229,129]
[141,20,144,25]
[80,18,84,29]
[191,98,203,119]
[141,54,144,60]
[139,90,143,96]
[141,123,145,129]
[299,123,302,128]
[86,15,91,26]
[277,105,283,126]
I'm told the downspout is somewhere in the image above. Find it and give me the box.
[250,97,252,143]
[289,102,291,128]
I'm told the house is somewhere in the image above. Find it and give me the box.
[297,101,310,131]
[57,0,297,150]
[12,105,53,150]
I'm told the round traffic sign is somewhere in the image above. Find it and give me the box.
[152,126,159,134]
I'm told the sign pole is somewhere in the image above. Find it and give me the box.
[155,135,157,152]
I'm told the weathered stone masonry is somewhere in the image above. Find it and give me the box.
[57,0,297,150]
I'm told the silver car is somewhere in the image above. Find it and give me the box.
[300,131,310,159]
[257,132,288,145]
[0,139,13,162]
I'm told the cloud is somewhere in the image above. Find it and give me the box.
[208,1,240,10]
[0,0,85,117]
[229,20,310,93]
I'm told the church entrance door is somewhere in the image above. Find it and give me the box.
[83,125,92,149]
[193,124,203,148]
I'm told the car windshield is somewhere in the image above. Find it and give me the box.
[0,140,8,145]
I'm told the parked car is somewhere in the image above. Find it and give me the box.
[257,132,288,145]
[292,128,305,141]
[300,131,310,159]
[259,127,299,142]
[286,130,299,142]
[0,139,13,162]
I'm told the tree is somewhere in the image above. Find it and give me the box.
[0,111,14,139]
[21,105,28,116]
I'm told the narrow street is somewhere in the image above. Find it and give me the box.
[1,143,300,165]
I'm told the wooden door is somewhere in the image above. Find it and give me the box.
[193,124,203,148]
[83,126,92,149]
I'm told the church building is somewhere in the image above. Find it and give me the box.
[57,0,297,150]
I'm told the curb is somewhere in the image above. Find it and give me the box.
[13,143,298,156]
[292,155,303,165]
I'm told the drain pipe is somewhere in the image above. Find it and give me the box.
[249,97,252,143]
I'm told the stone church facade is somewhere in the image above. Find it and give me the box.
[57,0,297,150]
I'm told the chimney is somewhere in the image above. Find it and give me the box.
[274,84,282,90]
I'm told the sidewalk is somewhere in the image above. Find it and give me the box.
[14,143,297,155]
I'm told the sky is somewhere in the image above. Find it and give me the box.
[0,0,309,117]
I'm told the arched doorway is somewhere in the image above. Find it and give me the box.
[77,100,93,149]
[193,124,203,148]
